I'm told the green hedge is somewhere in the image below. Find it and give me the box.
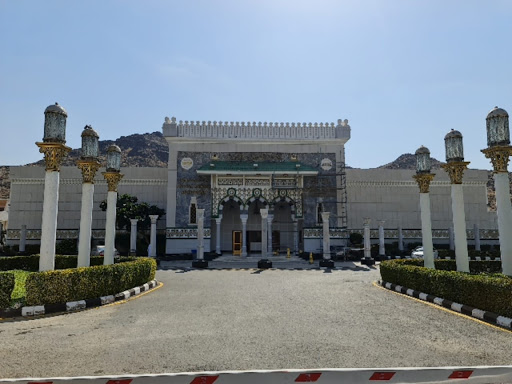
[392,258,503,274]
[0,272,15,308]
[25,257,156,306]
[0,255,135,272]
[380,259,512,317]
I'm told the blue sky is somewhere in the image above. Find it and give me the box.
[1,0,511,169]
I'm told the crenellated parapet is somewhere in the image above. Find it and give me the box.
[163,116,350,141]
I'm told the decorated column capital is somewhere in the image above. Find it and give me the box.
[363,217,371,227]
[149,214,159,224]
[260,208,269,219]
[77,159,101,183]
[481,145,512,173]
[102,171,124,192]
[321,211,330,223]
[441,161,470,184]
[413,173,435,193]
[36,142,71,171]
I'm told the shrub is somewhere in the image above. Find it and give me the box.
[25,257,156,306]
[0,272,15,308]
[55,239,78,255]
[349,233,363,245]
[0,255,39,271]
[380,259,512,317]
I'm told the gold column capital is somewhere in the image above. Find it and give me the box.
[36,142,72,172]
[441,161,470,184]
[481,145,512,173]
[102,171,124,192]
[77,159,101,183]
[413,173,435,193]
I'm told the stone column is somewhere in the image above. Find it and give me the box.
[260,209,268,259]
[414,176,436,269]
[149,215,158,258]
[378,220,385,257]
[474,223,481,252]
[19,225,27,253]
[77,158,101,267]
[215,217,222,254]
[442,162,470,272]
[449,226,455,251]
[482,107,512,275]
[196,209,205,260]
[321,212,331,260]
[102,172,123,265]
[398,226,404,252]
[363,218,371,259]
[129,219,138,255]
[241,213,248,257]
[293,219,299,255]
[267,214,273,255]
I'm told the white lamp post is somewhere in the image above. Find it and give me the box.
[36,103,71,271]
[482,107,512,276]
[102,145,123,265]
[413,146,436,269]
[77,125,100,267]
[441,130,470,272]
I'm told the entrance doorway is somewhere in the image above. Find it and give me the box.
[232,231,242,256]
[272,230,280,252]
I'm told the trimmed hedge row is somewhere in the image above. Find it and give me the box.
[25,257,156,306]
[394,259,503,274]
[0,255,135,272]
[0,272,15,308]
[380,259,512,318]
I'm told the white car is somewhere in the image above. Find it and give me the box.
[91,245,119,257]
[411,246,438,259]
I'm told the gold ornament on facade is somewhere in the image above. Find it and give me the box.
[102,171,124,192]
[441,161,470,184]
[77,160,101,183]
[481,146,512,173]
[36,142,71,172]
[413,173,435,193]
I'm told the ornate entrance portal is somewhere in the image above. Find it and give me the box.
[198,161,317,255]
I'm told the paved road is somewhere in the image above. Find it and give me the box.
[1,262,512,378]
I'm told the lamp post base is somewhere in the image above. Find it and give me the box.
[319,259,335,268]
[258,259,272,269]
[192,260,208,268]
[361,257,375,266]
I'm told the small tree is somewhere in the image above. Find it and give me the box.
[100,194,165,230]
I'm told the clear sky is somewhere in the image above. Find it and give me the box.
[1,0,511,169]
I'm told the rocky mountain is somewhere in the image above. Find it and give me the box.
[377,153,444,170]
[30,131,169,168]
[0,166,9,199]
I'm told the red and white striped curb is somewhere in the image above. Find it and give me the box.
[2,366,512,384]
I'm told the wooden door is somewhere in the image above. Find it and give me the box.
[233,231,242,256]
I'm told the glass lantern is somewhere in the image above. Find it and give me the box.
[415,146,431,174]
[445,129,464,162]
[81,125,99,159]
[106,145,121,172]
[486,107,510,147]
[43,103,67,143]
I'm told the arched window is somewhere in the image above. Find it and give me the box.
[189,197,197,225]
[317,202,323,225]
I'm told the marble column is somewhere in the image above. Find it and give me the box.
[413,169,436,270]
[378,220,385,256]
[321,212,331,260]
[149,215,158,258]
[77,159,100,267]
[196,209,205,260]
[267,214,273,255]
[19,225,27,253]
[449,226,455,251]
[130,218,138,255]
[241,213,248,257]
[363,218,371,259]
[398,226,404,252]
[260,209,268,259]
[102,172,123,265]
[293,219,299,255]
[215,217,222,254]
[474,223,481,252]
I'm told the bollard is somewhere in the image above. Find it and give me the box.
[309,252,314,264]
[287,248,291,258]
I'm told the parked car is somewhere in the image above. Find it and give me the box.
[91,245,119,257]
[411,246,438,259]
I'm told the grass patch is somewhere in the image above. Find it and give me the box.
[10,270,31,308]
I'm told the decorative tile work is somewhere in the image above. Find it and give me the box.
[166,227,211,239]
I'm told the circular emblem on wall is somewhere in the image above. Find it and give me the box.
[253,188,262,197]
[228,188,236,197]
[279,189,287,197]
[320,158,333,171]
[181,157,194,170]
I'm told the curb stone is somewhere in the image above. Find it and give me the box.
[379,280,512,330]
[0,280,158,319]
[380,256,501,261]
